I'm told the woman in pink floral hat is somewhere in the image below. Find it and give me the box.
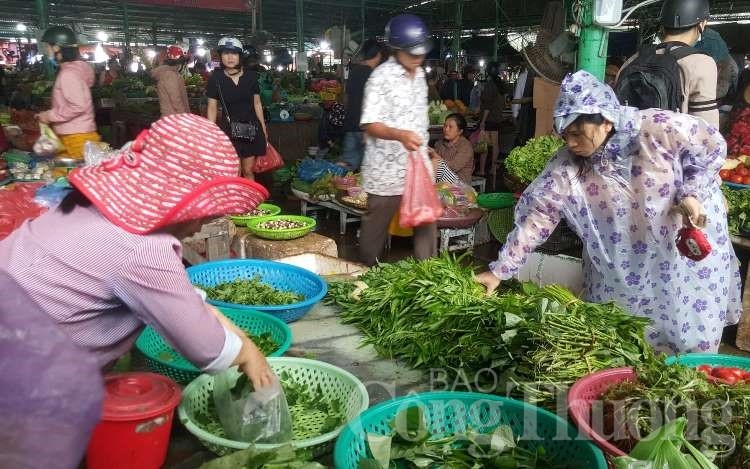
[0,113,273,469]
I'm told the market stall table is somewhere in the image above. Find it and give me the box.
[231,227,338,260]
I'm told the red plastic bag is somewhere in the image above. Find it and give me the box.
[253,144,285,174]
[399,152,443,228]
[0,183,47,241]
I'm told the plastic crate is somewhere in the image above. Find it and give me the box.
[335,391,607,468]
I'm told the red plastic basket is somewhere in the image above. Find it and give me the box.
[567,367,636,458]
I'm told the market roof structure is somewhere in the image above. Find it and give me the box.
[2,1,750,52]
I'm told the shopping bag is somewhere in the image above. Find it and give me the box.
[253,144,285,174]
[399,151,443,228]
[32,123,62,157]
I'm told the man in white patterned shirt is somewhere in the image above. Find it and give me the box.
[359,13,436,266]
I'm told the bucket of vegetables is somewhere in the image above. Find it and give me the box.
[178,357,369,456]
[333,391,607,469]
[568,356,750,467]
[247,215,316,241]
[228,203,282,226]
[135,306,292,384]
[187,259,328,323]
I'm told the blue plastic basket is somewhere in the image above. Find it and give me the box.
[665,353,750,369]
[333,391,607,469]
[187,259,328,323]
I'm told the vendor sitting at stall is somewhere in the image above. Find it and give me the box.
[0,113,275,469]
[475,70,741,355]
[36,26,101,159]
[428,113,474,184]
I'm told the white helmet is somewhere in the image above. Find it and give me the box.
[217,37,244,55]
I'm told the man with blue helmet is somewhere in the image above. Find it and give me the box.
[359,14,436,266]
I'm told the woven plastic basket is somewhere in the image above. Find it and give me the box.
[247,215,316,240]
[477,192,516,210]
[178,357,369,456]
[567,367,637,457]
[229,203,282,226]
[187,259,328,323]
[134,307,292,384]
[664,353,750,369]
[334,391,606,469]
[487,207,515,243]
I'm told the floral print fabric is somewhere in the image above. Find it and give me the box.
[490,71,741,354]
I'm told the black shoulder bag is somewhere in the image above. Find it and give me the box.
[217,78,258,141]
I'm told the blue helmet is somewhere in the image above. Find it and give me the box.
[385,14,433,55]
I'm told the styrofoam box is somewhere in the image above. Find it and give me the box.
[516,252,583,294]
[275,253,368,278]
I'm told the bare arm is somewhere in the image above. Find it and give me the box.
[207,98,218,123]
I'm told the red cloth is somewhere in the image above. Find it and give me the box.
[0,183,46,241]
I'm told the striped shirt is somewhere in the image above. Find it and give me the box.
[0,201,240,371]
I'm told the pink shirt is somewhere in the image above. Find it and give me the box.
[39,61,97,135]
[0,201,239,369]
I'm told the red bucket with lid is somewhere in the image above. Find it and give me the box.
[86,372,181,469]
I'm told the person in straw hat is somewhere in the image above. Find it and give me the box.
[0,113,274,468]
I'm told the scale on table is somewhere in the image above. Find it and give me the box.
[270,101,295,123]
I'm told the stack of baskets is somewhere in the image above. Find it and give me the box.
[480,193,517,244]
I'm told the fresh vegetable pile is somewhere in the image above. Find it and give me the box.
[193,371,346,441]
[201,276,304,306]
[326,253,651,407]
[696,365,750,385]
[358,407,565,469]
[720,185,750,235]
[504,135,565,184]
[256,219,307,230]
[156,332,278,362]
[199,444,324,469]
[719,156,750,185]
[241,207,274,217]
[600,360,750,467]
[428,101,450,126]
[726,107,750,157]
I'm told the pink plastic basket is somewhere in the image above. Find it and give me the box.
[567,367,636,458]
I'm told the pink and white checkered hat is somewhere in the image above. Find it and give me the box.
[69,113,269,234]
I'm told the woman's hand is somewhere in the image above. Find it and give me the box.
[474,270,501,296]
[428,147,440,160]
[236,338,275,389]
[677,196,707,228]
[36,113,50,124]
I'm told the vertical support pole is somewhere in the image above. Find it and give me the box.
[361,0,365,42]
[122,0,131,61]
[451,0,464,99]
[35,0,49,30]
[258,0,264,31]
[576,0,607,81]
[151,22,157,48]
[493,0,499,61]
[296,0,304,89]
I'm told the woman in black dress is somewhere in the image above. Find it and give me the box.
[207,37,268,181]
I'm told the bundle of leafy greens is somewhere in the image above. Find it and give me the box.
[358,407,572,468]
[721,185,750,236]
[326,253,653,407]
[201,276,304,306]
[199,444,324,469]
[504,135,565,184]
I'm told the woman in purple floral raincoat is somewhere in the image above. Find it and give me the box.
[476,70,741,354]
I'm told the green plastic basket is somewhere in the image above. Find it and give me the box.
[247,215,316,241]
[178,357,369,456]
[229,203,282,226]
[487,206,515,244]
[665,353,750,369]
[135,307,292,384]
[334,391,607,469]
[477,192,516,210]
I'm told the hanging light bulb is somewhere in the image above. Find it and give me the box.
[97,31,108,42]
[196,47,207,57]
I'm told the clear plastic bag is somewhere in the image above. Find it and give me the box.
[213,367,293,444]
[32,124,62,157]
[84,140,119,167]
